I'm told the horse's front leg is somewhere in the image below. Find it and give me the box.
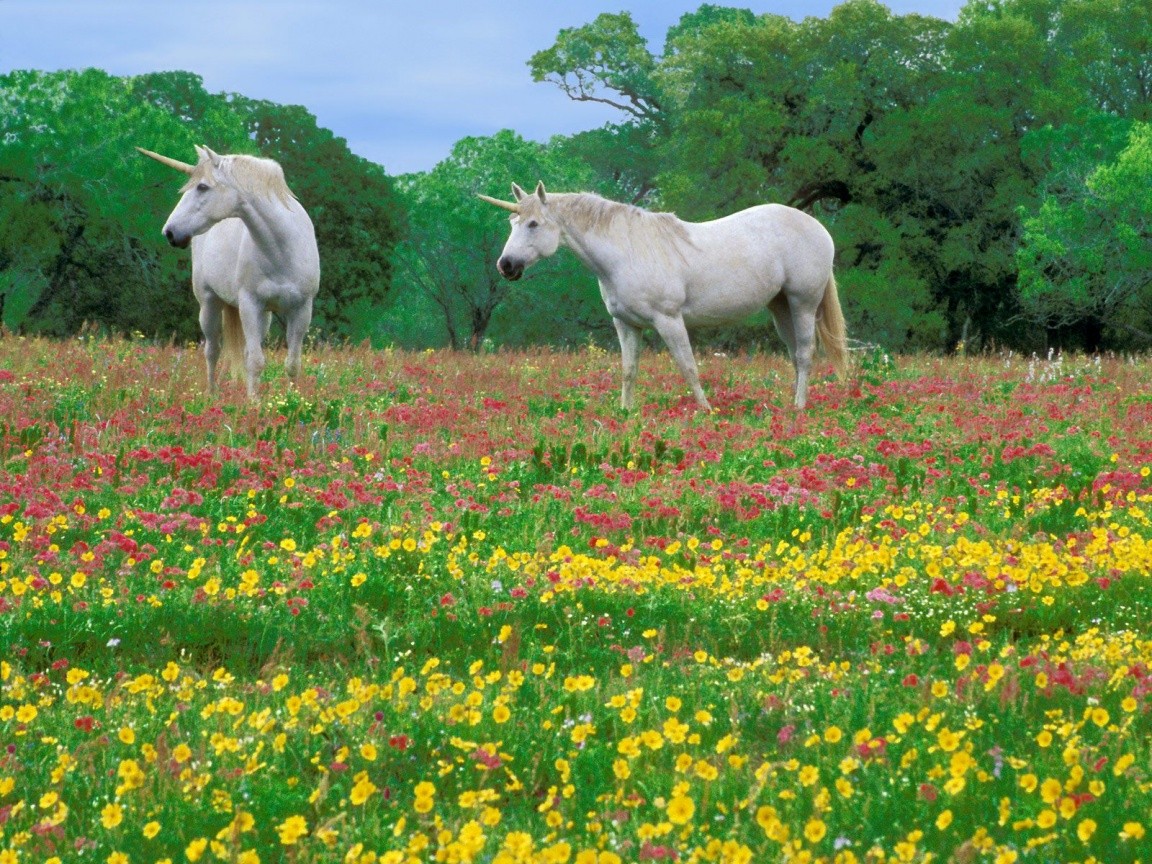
[237,294,267,400]
[612,318,642,410]
[283,298,314,381]
[651,314,712,411]
[198,295,224,394]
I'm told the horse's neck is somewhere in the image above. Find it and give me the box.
[553,196,627,279]
[235,193,311,270]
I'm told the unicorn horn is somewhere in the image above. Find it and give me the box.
[135,146,195,174]
[477,193,520,213]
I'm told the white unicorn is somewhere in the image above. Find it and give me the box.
[482,183,847,410]
[138,145,320,399]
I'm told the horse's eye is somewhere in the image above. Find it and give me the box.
[527,220,539,229]
[196,182,210,192]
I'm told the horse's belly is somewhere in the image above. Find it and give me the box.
[680,282,779,327]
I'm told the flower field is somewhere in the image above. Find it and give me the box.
[1,336,1151,864]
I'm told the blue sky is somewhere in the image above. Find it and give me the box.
[1,1,965,175]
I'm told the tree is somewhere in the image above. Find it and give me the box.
[0,69,221,337]
[1018,120,1152,347]
[390,131,603,350]
[528,12,665,126]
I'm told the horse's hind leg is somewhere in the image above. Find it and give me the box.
[613,318,642,410]
[769,293,797,365]
[652,314,712,411]
[790,307,818,409]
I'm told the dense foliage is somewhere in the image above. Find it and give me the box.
[1,338,1151,862]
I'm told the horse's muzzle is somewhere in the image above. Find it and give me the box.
[497,256,523,281]
[164,228,191,249]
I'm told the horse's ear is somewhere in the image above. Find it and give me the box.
[201,145,222,165]
[534,182,547,204]
[511,182,527,202]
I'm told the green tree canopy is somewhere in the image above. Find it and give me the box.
[1018,119,1152,347]
[389,130,604,350]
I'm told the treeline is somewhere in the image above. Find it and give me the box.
[3,0,1151,353]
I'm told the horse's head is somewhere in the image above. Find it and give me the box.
[480,182,561,281]
[138,145,243,249]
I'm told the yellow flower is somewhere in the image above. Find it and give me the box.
[666,794,695,825]
[1040,778,1062,803]
[350,772,377,806]
[1121,821,1145,840]
[186,838,208,861]
[101,802,124,829]
[143,821,161,839]
[1077,818,1096,842]
[117,727,135,745]
[493,704,511,724]
[803,818,827,843]
[937,728,961,752]
[276,815,308,845]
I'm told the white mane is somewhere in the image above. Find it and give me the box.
[550,193,694,263]
[183,154,296,205]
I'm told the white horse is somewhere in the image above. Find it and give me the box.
[482,183,847,410]
[138,145,320,399]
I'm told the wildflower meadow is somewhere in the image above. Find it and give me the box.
[1,337,1150,864]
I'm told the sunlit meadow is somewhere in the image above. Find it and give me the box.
[1,335,1150,864]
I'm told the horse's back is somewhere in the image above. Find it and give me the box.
[676,204,833,323]
[695,204,832,265]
